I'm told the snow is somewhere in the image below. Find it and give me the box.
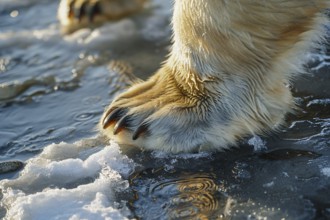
[0,139,136,220]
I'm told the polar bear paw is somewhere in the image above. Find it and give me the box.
[100,68,219,153]
[58,0,146,33]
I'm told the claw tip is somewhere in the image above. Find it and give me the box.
[132,123,149,140]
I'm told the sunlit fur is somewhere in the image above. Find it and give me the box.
[60,0,330,153]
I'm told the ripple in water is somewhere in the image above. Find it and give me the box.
[131,170,229,220]
[74,112,96,122]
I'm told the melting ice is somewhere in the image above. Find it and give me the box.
[0,139,135,220]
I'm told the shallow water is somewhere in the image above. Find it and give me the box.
[0,1,330,219]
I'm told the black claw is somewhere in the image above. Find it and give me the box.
[113,115,131,135]
[68,0,75,18]
[87,2,101,22]
[132,123,149,140]
[75,1,88,21]
[102,108,126,129]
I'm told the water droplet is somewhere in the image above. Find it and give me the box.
[10,10,19,18]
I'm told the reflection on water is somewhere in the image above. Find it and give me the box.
[131,168,231,220]
[128,141,329,219]
[259,148,321,160]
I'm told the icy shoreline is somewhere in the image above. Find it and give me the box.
[0,138,135,219]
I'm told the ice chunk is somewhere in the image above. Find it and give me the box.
[0,139,136,219]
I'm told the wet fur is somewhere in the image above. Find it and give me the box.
[59,0,330,153]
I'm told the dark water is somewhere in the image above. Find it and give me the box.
[0,0,330,219]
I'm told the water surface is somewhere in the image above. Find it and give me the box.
[0,1,330,219]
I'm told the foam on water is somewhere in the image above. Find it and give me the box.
[0,139,136,219]
[248,136,268,152]
[321,167,330,177]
